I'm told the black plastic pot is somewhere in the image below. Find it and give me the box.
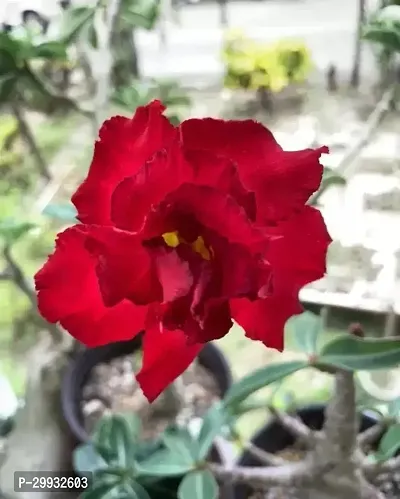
[233,404,379,499]
[61,333,233,443]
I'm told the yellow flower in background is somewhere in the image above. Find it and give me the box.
[222,31,312,92]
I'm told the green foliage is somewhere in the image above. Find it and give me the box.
[73,414,206,499]
[120,0,161,30]
[60,6,96,45]
[223,360,308,408]
[0,219,37,246]
[178,470,218,499]
[0,29,68,105]
[222,29,312,92]
[373,424,400,461]
[308,167,346,206]
[197,402,229,459]
[60,0,161,47]
[319,335,400,371]
[112,79,191,124]
[287,311,322,355]
[363,5,400,53]
[0,115,21,170]
[42,203,78,222]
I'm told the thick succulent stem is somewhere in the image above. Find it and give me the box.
[322,369,358,458]
[212,368,385,498]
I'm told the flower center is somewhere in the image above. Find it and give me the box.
[162,231,212,260]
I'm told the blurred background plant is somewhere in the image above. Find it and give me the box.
[222,29,312,110]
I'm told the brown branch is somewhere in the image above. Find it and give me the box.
[3,245,36,307]
[309,84,396,206]
[357,421,386,449]
[2,245,64,343]
[336,85,396,176]
[363,454,400,478]
[244,442,289,467]
[268,406,316,445]
[209,458,318,488]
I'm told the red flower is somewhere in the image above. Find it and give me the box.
[35,100,331,402]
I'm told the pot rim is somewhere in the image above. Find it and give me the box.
[61,336,233,443]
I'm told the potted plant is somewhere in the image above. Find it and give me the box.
[61,335,233,444]
[73,312,400,499]
[214,315,400,499]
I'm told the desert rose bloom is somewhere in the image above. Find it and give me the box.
[35,100,331,401]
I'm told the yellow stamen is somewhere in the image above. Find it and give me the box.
[162,232,212,261]
[191,236,211,261]
[162,231,180,248]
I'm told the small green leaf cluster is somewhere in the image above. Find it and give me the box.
[112,80,191,125]
[0,30,68,103]
[363,5,400,53]
[74,412,221,499]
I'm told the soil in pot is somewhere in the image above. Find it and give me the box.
[235,405,400,499]
[82,353,222,440]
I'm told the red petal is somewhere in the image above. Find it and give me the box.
[180,117,282,162]
[231,206,331,350]
[83,225,162,307]
[247,147,328,225]
[186,149,256,220]
[35,227,147,347]
[266,206,332,281]
[151,246,194,303]
[180,117,327,224]
[72,101,176,226]
[231,295,301,351]
[111,141,193,231]
[142,184,264,249]
[136,315,202,402]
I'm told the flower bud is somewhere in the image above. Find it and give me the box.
[349,322,364,338]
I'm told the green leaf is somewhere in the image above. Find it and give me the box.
[376,424,400,461]
[42,203,78,222]
[122,413,142,440]
[120,0,160,30]
[0,33,22,59]
[136,449,195,477]
[223,360,308,408]
[123,480,151,499]
[309,167,346,205]
[109,414,136,467]
[287,311,322,354]
[162,427,198,462]
[197,402,227,459]
[178,470,218,499]
[61,6,96,45]
[91,413,141,469]
[0,219,37,244]
[132,439,163,462]
[319,335,400,370]
[0,74,17,104]
[73,443,107,475]
[388,397,400,418]
[321,166,346,186]
[33,41,67,60]
[79,477,119,499]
